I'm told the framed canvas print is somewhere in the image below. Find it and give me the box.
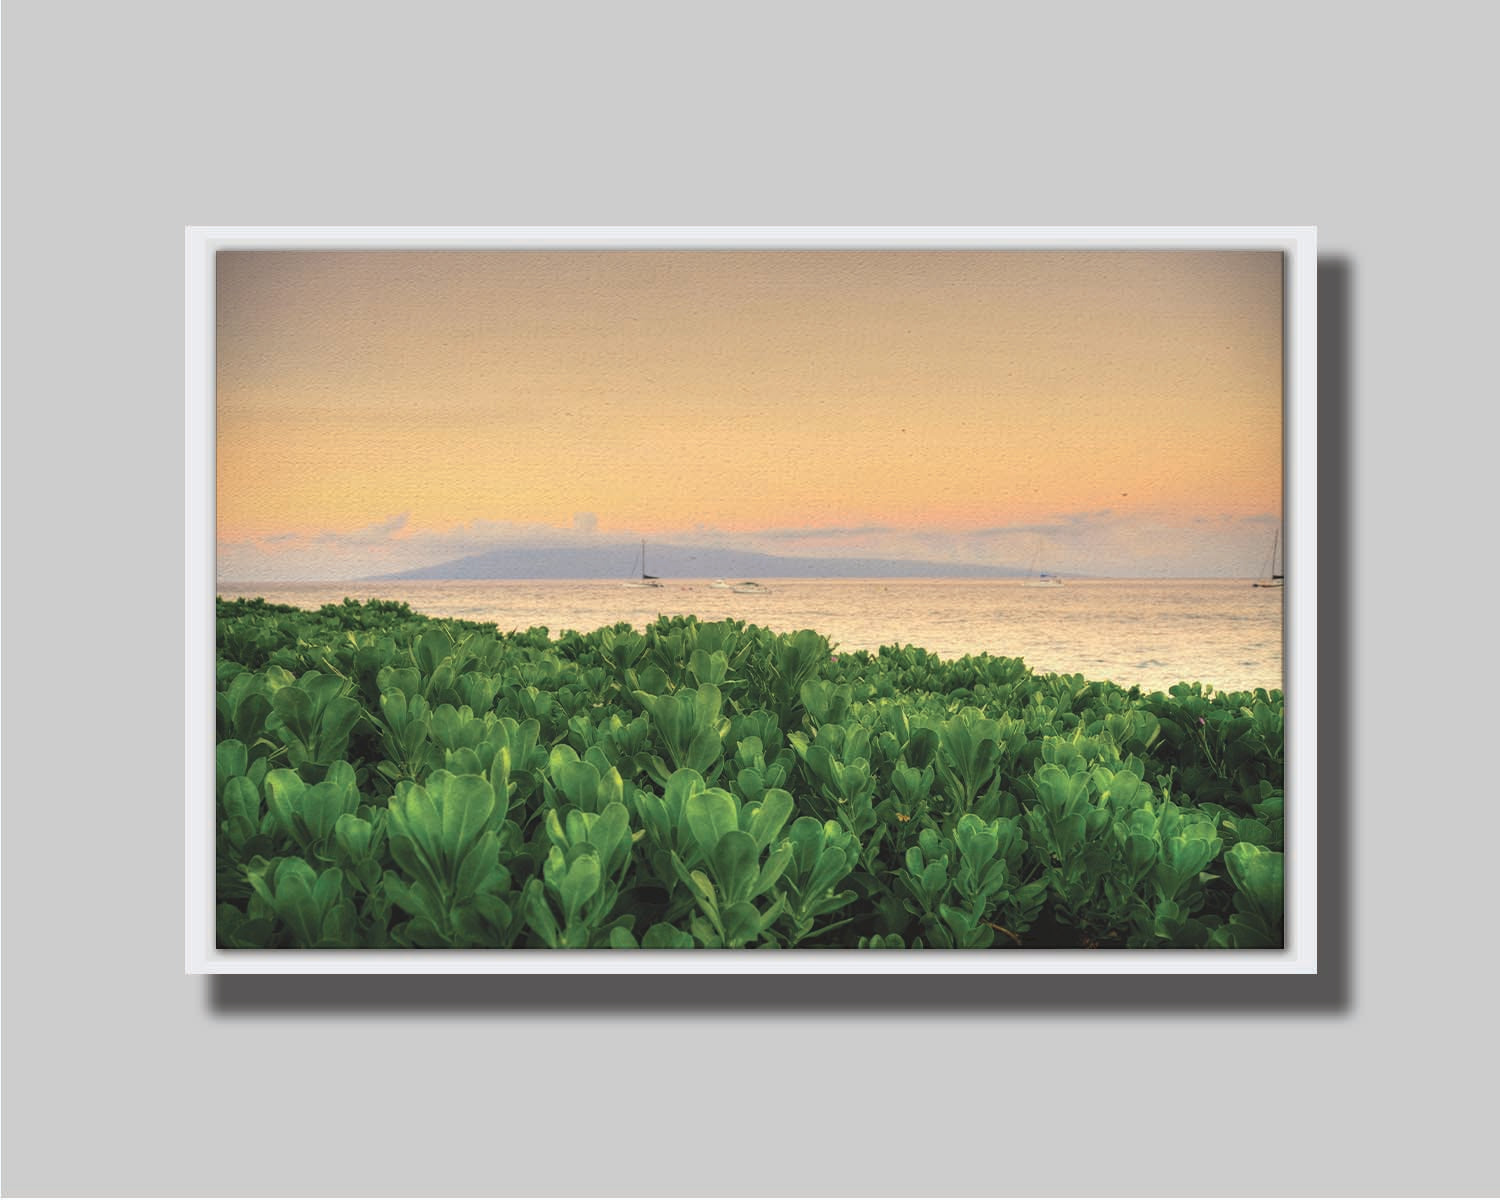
[187,227,1316,974]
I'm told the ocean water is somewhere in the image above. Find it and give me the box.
[218,577,1284,695]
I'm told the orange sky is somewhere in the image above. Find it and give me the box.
[217,249,1281,571]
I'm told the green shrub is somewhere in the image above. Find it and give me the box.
[214,597,1284,950]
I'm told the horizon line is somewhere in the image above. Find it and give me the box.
[216,573,1276,586]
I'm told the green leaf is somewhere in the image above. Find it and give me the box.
[1036,764,1089,820]
[271,858,321,946]
[1053,813,1087,857]
[685,727,724,775]
[387,833,444,899]
[805,845,853,901]
[1225,842,1284,921]
[1125,833,1158,876]
[312,866,345,913]
[378,667,421,703]
[722,901,769,947]
[663,767,706,824]
[263,769,305,839]
[216,740,248,795]
[300,779,346,844]
[556,759,602,812]
[334,813,372,861]
[523,878,560,948]
[1099,768,1153,813]
[689,649,728,686]
[271,686,313,743]
[222,775,261,827]
[753,843,794,899]
[416,629,452,675]
[587,802,632,874]
[316,696,362,756]
[454,831,502,902]
[394,783,444,864]
[685,788,739,857]
[693,683,723,728]
[598,766,625,812]
[642,923,696,949]
[670,856,721,932]
[437,773,496,866]
[709,830,760,906]
[557,851,602,927]
[547,742,581,777]
[744,788,794,852]
[387,785,446,895]
[955,813,1000,866]
[1231,818,1275,847]
[1164,834,1217,880]
[789,816,829,876]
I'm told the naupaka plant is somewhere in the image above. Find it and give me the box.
[669,785,796,948]
[215,597,1285,951]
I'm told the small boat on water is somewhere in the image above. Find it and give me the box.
[709,577,769,594]
[1021,540,1063,587]
[1252,527,1285,589]
[622,540,663,589]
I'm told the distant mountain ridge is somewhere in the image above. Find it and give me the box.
[375,541,1029,580]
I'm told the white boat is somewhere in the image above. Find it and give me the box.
[1252,526,1284,588]
[709,577,769,594]
[622,540,663,588]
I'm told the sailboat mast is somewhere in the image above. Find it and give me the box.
[1252,525,1284,587]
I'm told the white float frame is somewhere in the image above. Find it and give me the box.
[186,226,1316,974]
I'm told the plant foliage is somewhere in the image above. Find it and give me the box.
[215,597,1285,950]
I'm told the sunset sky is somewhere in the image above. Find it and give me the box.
[217,249,1283,579]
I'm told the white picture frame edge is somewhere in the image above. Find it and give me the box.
[185,226,1317,975]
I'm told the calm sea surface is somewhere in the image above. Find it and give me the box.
[218,578,1283,694]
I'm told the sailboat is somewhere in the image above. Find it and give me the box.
[1252,526,1285,588]
[622,540,663,589]
[1021,541,1064,588]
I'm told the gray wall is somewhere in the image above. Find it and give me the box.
[4,3,1493,1196]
